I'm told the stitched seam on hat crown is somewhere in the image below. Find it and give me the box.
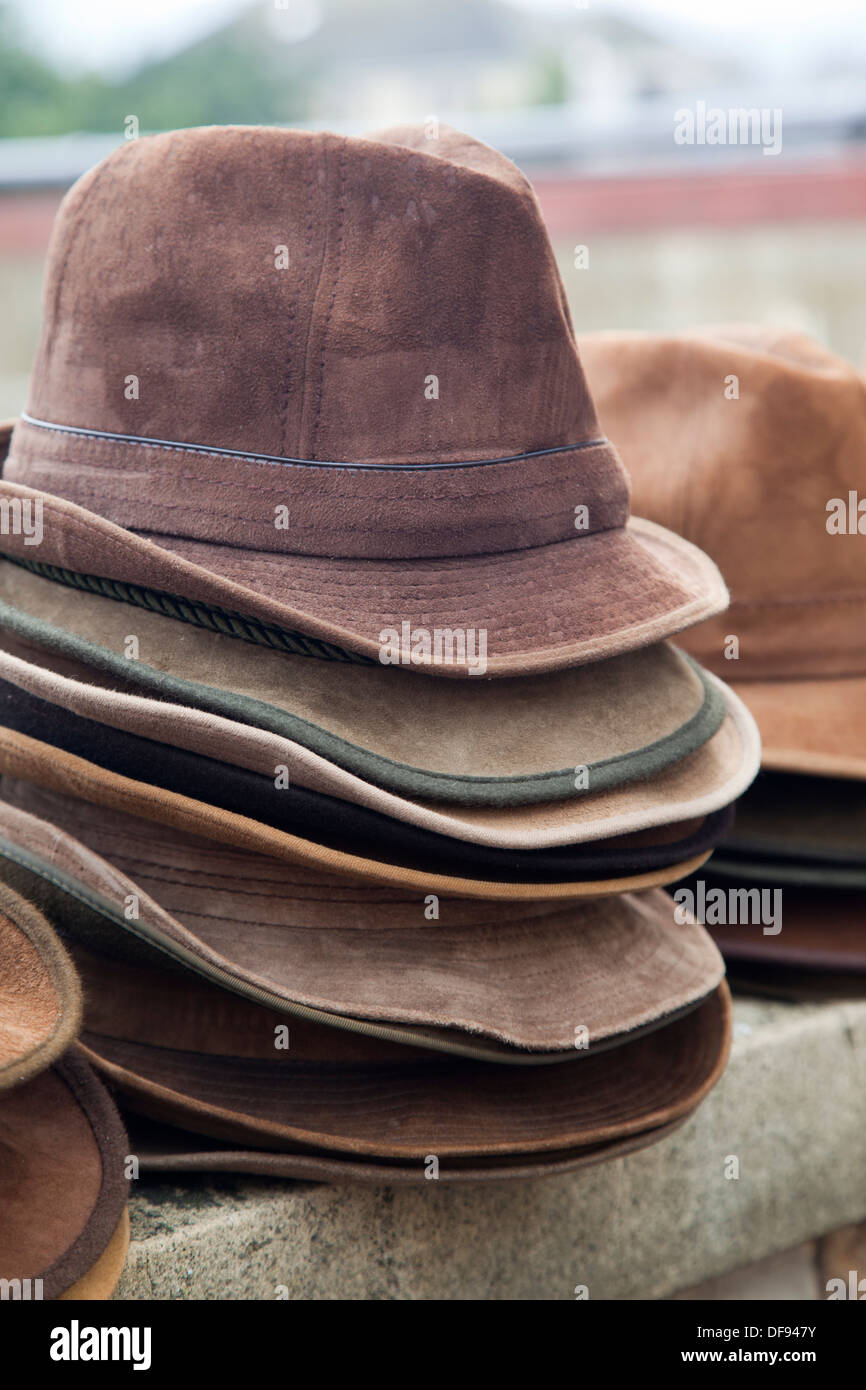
[310,138,348,461]
[279,138,316,456]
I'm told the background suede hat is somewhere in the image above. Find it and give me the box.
[0,881,129,1300]
[582,324,866,777]
[0,125,728,678]
[706,884,866,975]
[710,771,866,886]
[73,946,732,1163]
[0,558,726,808]
[0,792,727,1059]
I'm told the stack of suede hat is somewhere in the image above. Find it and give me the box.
[0,125,760,1183]
[0,881,129,1298]
[583,324,866,999]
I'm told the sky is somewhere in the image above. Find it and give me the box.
[9,0,866,77]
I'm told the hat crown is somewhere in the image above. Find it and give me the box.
[583,325,866,679]
[27,124,599,466]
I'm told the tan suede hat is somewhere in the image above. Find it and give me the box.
[0,790,727,1061]
[0,631,749,867]
[0,125,728,680]
[0,556,727,810]
[73,944,732,1172]
[582,324,866,779]
[0,880,129,1300]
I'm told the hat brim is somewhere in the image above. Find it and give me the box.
[0,665,735,874]
[0,797,726,1054]
[0,725,715,897]
[0,666,758,857]
[0,480,728,677]
[0,1050,129,1300]
[58,1210,130,1301]
[730,674,866,780]
[0,562,726,807]
[0,879,81,1088]
[127,1112,693,1184]
[77,984,731,1159]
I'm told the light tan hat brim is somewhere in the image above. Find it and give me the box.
[0,636,759,849]
[0,557,725,807]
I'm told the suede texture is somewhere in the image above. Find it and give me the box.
[583,325,866,773]
[0,655,759,851]
[0,625,727,828]
[0,671,733,881]
[0,728,717,897]
[76,984,731,1158]
[57,1210,130,1301]
[0,124,729,675]
[127,1111,694,1184]
[0,880,81,1089]
[0,1050,129,1299]
[0,790,726,1053]
[0,560,725,804]
[728,674,866,782]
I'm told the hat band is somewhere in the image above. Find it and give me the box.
[8,415,630,560]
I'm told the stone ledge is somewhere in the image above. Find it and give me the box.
[112,994,866,1301]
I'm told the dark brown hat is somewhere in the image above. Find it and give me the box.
[0,126,726,677]
[74,945,732,1170]
[0,789,726,1060]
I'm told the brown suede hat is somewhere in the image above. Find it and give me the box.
[0,125,727,679]
[0,728,719,897]
[0,880,129,1300]
[706,884,866,975]
[582,324,866,778]
[0,633,759,855]
[0,790,726,1061]
[73,945,732,1171]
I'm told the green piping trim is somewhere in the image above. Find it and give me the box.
[0,556,725,807]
